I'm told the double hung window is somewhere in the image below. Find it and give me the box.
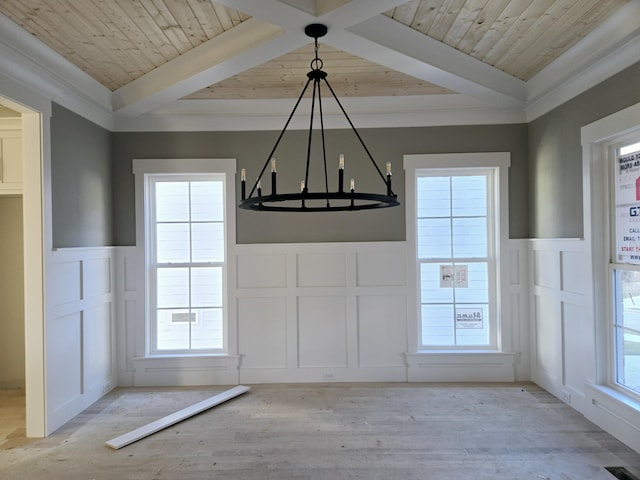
[417,171,494,347]
[611,140,640,395]
[150,176,225,352]
[133,159,235,355]
[405,153,509,351]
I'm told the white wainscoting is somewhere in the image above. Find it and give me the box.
[235,242,409,383]
[46,247,116,433]
[529,239,592,413]
[528,238,640,452]
[115,240,531,386]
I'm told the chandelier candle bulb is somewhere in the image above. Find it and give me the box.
[386,162,392,196]
[300,180,305,192]
[338,155,345,193]
[257,180,262,197]
[350,178,355,208]
[271,158,277,195]
[241,168,246,200]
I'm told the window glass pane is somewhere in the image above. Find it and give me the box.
[191,267,223,307]
[615,328,640,394]
[417,177,450,217]
[454,262,488,303]
[156,309,191,350]
[418,218,451,258]
[157,267,189,308]
[190,308,223,350]
[613,269,640,394]
[455,304,490,346]
[156,223,190,263]
[420,263,454,302]
[452,176,486,217]
[421,304,454,346]
[191,223,224,263]
[453,217,487,257]
[191,181,224,221]
[620,142,640,156]
[156,182,190,222]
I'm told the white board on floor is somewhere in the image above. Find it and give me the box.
[105,385,250,450]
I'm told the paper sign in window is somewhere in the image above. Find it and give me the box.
[439,264,468,288]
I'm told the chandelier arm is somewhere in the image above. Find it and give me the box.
[304,78,319,194]
[321,77,395,195]
[317,77,330,204]
[248,76,314,199]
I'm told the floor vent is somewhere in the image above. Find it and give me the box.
[606,467,640,480]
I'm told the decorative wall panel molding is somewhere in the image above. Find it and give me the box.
[529,239,590,413]
[235,242,409,383]
[46,247,116,432]
[115,240,530,385]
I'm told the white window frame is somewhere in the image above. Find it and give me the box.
[133,158,236,357]
[405,152,510,352]
[607,135,640,399]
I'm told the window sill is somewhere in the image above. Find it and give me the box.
[405,351,517,382]
[585,383,640,414]
[412,349,506,355]
[134,353,237,360]
[584,382,640,452]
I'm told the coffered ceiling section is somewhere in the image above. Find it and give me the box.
[0,0,633,117]
[184,43,454,99]
[383,0,628,81]
[0,0,250,91]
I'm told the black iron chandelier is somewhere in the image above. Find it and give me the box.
[239,23,400,212]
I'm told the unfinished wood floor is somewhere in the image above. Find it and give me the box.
[1,383,639,479]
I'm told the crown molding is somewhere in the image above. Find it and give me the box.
[114,94,525,132]
[0,13,114,129]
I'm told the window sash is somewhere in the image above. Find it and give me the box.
[610,138,640,397]
[416,169,497,349]
[148,175,226,354]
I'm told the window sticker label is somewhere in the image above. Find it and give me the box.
[455,308,483,329]
[616,149,640,264]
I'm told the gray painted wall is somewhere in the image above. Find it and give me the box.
[45,61,640,245]
[528,61,640,238]
[112,123,529,245]
[51,103,113,247]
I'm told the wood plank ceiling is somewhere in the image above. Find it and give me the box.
[384,0,629,81]
[0,0,630,101]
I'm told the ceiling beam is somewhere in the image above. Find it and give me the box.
[342,15,527,108]
[202,0,527,109]
[113,18,290,116]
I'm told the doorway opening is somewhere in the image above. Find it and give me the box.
[0,93,47,438]
[0,103,25,442]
